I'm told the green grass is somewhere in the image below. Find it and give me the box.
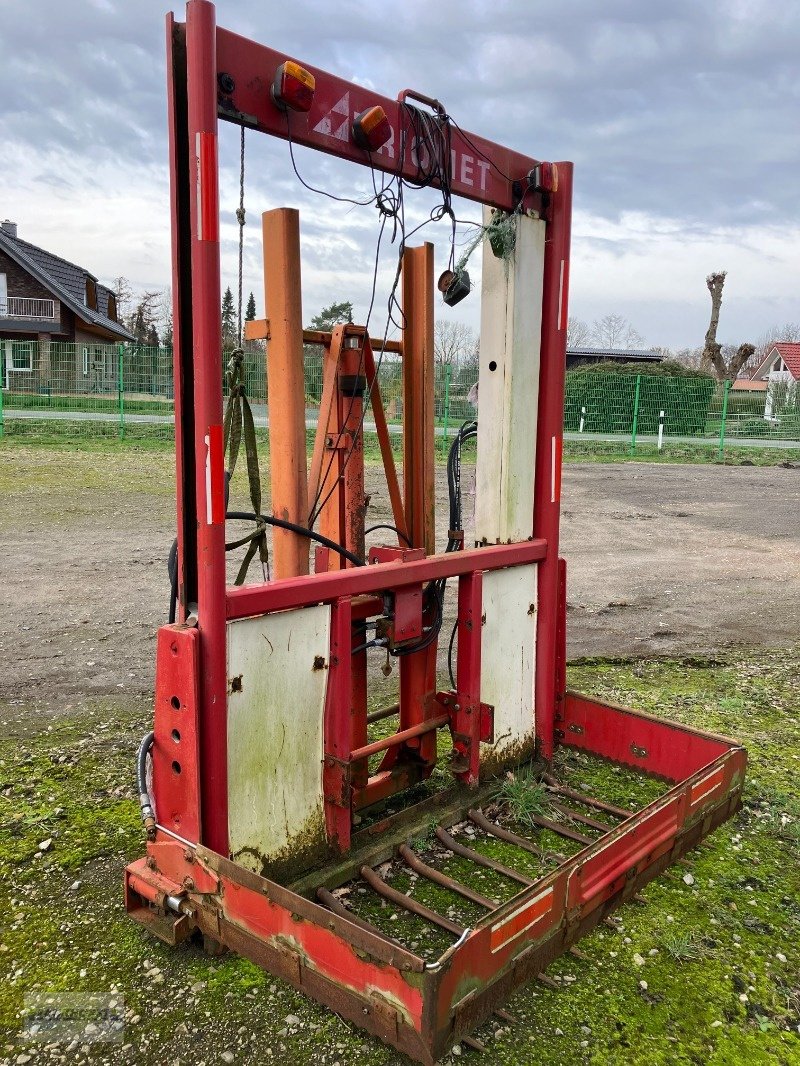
[1,421,796,466]
[2,391,174,415]
[500,766,552,829]
[2,648,798,1063]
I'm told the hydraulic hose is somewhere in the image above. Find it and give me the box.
[166,509,365,622]
[226,511,365,568]
[137,731,155,840]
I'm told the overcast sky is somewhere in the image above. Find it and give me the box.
[1,0,798,349]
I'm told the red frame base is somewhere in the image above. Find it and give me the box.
[126,693,746,1064]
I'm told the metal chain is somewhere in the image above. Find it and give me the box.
[235,126,246,346]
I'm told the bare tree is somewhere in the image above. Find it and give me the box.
[434,319,475,367]
[700,271,755,381]
[668,346,704,370]
[112,276,134,323]
[590,313,646,349]
[753,321,800,371]
[566,316,590,348]
[127,291,162,344]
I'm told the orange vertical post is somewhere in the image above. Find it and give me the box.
[401,243,436,554]
[262,208,310,577]
[399,243,437,767]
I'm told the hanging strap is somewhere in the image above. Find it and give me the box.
[223,348,268,584]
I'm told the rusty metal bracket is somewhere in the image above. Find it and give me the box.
[323,754,353,808]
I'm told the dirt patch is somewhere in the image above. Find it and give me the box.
[559,463,800,659]
[0,448,797,708]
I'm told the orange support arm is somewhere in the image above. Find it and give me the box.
[261,208,310,577]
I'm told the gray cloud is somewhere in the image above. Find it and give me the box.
[1,0,797,346]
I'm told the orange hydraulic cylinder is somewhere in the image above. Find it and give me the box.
[262,208,310,577]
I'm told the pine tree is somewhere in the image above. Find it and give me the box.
[221,286,237,349]
[310,301,353,331]
[245,292,256,321]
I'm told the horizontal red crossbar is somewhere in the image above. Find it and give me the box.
[215,28,543,212]
[226,540,547,619]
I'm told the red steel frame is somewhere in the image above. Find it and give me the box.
[166,0,570,857]
[125,5,746,1062]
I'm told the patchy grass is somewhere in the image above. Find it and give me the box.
[1,648,799,1064]
[500,767,552,830]
[2,427,797,466]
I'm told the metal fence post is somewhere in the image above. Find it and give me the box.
[0,365,4,438]
[118,345,125,439]
[718,379,730,458]
[630,374,642,453]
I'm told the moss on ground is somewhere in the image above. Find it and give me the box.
[1,648,799,1064]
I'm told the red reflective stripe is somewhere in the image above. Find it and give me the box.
[490,886,554,953]
[690,766,725,807]
[196,131,219,242]
[206,424,225,525]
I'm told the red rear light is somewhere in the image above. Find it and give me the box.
[352,106,391,152]
[272,61,315,113]
[528,161,559,193]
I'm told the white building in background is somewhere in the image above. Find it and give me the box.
[750,342,800,421]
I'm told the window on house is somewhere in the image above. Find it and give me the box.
[82,346,89,376]
[11,342,33,371]
[85,278,97,311]
[107,293,117,321]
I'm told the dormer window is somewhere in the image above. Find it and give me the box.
[107,293,117,322]
[85,278,97,310]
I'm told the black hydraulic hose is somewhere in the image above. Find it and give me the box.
[137,731,156,840]
[226,511,365,568]
[166,508,365,622]
[167,539,178,625]
[364,523,412,547]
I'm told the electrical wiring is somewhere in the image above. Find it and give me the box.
[284,112,379,208]
[307,100,466,530]
[277,100,485,669]
[447,114,515,185]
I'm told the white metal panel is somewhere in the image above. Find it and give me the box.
[227,605,331,873]
[480,563,537,766]
[475,209,546,544]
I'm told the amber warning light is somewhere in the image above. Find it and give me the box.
[272,61,316,113]
[352,106,392,152]
[529,161,559,193]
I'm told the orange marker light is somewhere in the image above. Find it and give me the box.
[352,106,392,152]
[529,161,559,194]
[272,61,315,113]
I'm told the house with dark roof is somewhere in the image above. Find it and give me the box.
[750,342,800,421]
[0,218,133,392]
[566,347,662,370]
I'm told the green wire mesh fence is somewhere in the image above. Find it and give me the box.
[1,341,798,458]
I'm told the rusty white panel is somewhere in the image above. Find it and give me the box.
[480,563,537,765]
[475,209,546,544]
[227,605,330,873]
